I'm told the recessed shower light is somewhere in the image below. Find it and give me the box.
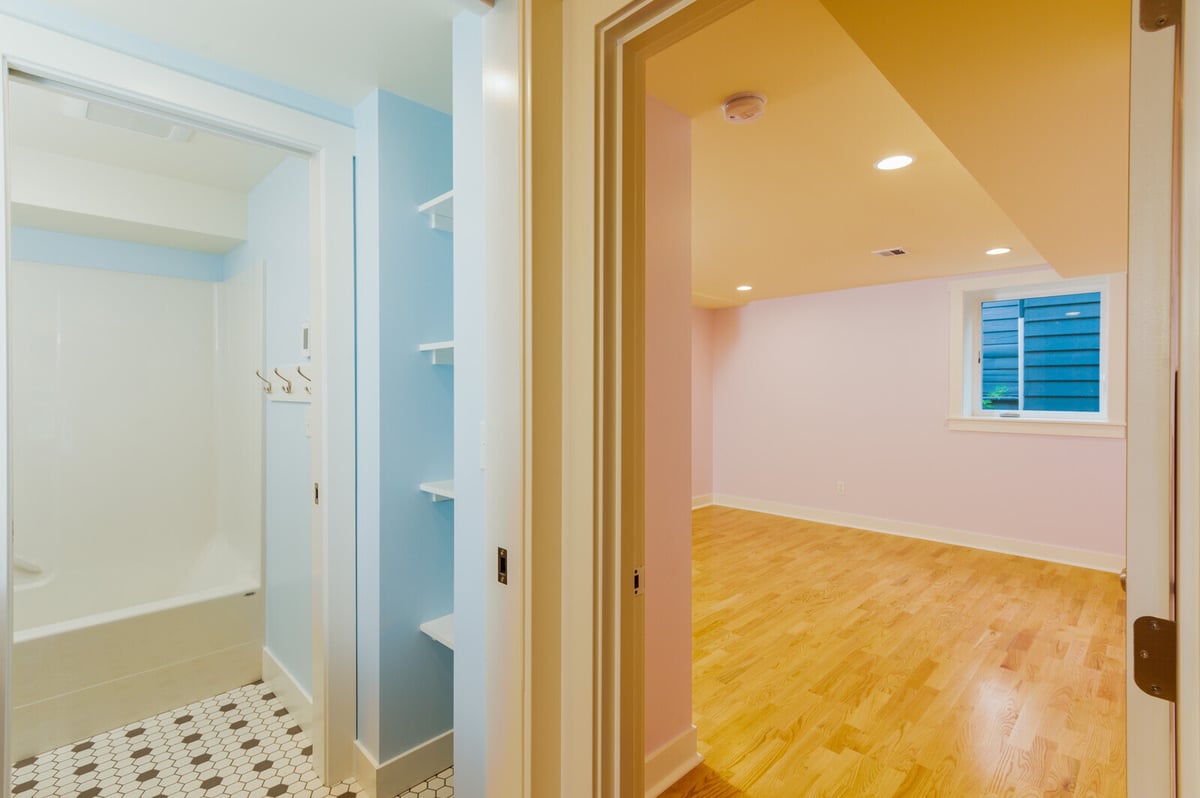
[736,285,753,292]
[874,154,914,171]
[985,247,1012,255]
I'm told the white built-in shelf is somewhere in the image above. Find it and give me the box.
[417,190,453,233]
[418,340,454,365]
[419,614,455,651]
[419,480,455,502]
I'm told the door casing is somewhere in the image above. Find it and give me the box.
[539,0,1192,795]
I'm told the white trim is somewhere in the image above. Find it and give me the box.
[711,494,1125,573]
[691,494,713,509]
[1178,1,1200,791]
[262,647,314,733]
[946,416,1126,438]
[644,725,702,798]
[0,20,358,790]
[1125,1,1177,791]
[353,732,453,798]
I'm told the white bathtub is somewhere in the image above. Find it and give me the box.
[12,572,264,760]
[8,261,268,759]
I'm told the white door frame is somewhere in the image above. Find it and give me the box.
[1176,1,1200,792]
[0,20,358,796]
[545,0,1186,794]
[1127,5,1177,796]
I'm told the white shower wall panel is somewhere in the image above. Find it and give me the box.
[10,259,266,757]
[11,261,221,626]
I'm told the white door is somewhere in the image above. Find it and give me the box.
[1128,3,1186,796]
[1175,0,1200,792]
[0,57,12,798]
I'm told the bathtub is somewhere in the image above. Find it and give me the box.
[12,567,264,760]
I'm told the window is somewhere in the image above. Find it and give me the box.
[948,271,1125,437]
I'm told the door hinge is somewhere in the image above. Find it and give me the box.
[1133,616,1177,701]
[1140,0,1180,31]
[633,566,644,596]
[313,482,320,505]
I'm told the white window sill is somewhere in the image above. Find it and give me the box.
[946,416,1126,438]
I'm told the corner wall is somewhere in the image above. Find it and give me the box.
[355,88,454,767]
[708,273,1126,561]
[691,307,715,502]
[644,96,697,778]
[224,157,313,691]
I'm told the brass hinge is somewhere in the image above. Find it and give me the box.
[1140,0,1180,31]
[314,482,320,506]
[1133,616,1177,701]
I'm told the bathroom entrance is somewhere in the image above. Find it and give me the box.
[0,32,359,798]
[3,72,333,796]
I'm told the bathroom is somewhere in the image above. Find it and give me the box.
[6,73,327,795]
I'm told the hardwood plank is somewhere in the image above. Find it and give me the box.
[660,507,1126,798]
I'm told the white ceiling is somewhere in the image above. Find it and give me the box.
[9,79,287,252]
[32,0,458,112]
[8,80,287,192]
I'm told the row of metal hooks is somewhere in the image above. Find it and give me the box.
[254,366,312,395]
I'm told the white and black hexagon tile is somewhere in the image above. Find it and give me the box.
[10,682,453,798]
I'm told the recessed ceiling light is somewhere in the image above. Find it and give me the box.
[736,285,753,292]
[985,247,1012,255]
[874,154,914,171]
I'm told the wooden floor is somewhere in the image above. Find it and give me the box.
[660,507,1126,798]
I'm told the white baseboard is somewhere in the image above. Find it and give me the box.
[262,648,313,733]
[711,494,1126,573]
[354,731,453,798]
[691,494,713,509]
[646,725,702,798]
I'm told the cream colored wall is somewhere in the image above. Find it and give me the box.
[819,0,1130,278]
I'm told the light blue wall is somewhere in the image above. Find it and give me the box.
[451,13,486,797]
[0,1,352,126]
[11,227,223,280]
[355,89,454,762]
[224,157,314,693]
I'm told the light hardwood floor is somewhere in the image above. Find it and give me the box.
[660,506,1126,798]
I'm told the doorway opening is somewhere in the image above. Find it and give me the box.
[628,1,1143,796]
[0,39,358,798]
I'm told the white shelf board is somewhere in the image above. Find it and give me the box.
[419,613,454,651]
[419,480,455,502]
[418,340,454,365]
[417,190,453,233]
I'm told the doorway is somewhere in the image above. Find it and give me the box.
[538,0,1187,794]
[0,23,357,798]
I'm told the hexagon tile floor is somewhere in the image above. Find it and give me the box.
[9,682,453,798]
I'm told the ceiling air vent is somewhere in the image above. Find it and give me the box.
[872,247,908,258]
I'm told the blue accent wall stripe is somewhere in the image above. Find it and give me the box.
[0,0,354,127]
[12,227,224,281]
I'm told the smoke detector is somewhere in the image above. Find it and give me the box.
[722,92,767,124]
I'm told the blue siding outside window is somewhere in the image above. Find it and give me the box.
[980,291,1101,413]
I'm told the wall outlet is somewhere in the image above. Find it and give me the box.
[836,480,846,496]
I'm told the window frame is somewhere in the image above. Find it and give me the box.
[947,269,1126,438]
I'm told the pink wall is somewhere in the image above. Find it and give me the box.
[709,273,1126,558]
[691,307,715,499]
[644,96,694,756]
